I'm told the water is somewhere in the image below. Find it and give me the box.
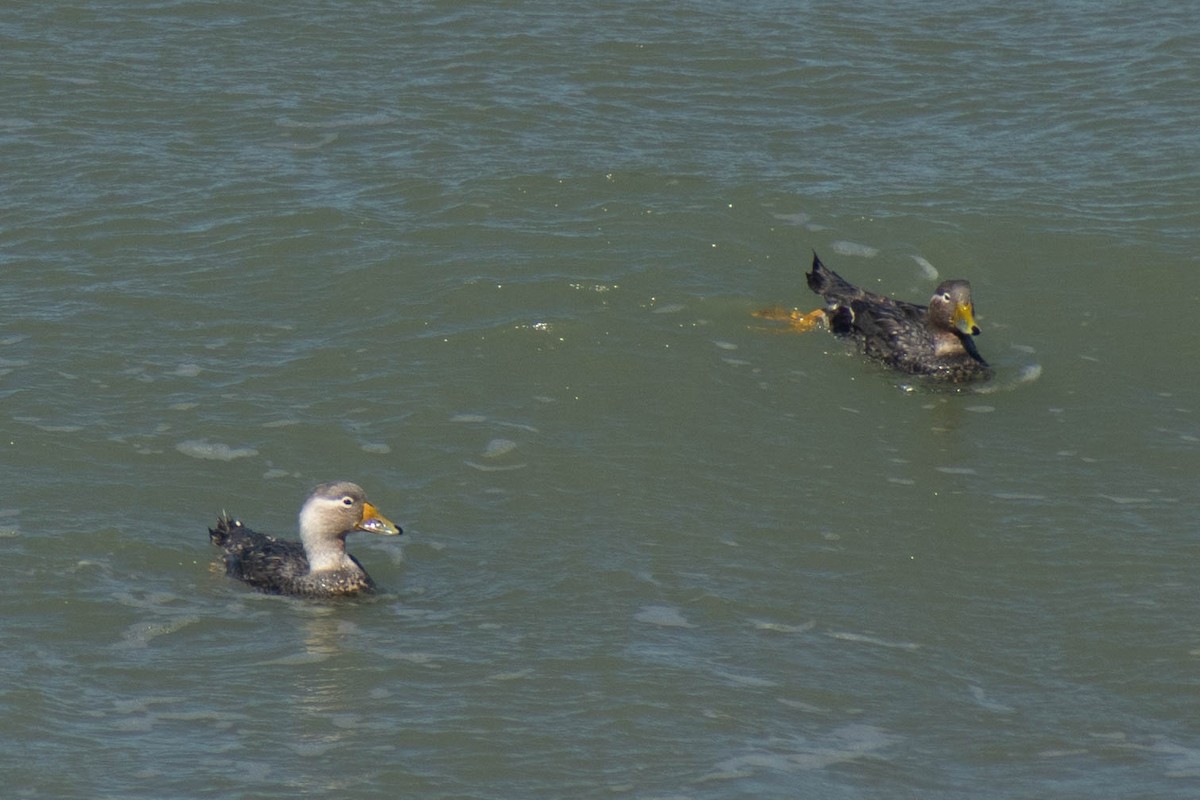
[3,1,1199,797]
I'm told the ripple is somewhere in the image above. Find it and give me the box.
[911,255,939,280]
[706,724,898,778]
[634,605,696,628]
[175,440,259,461]
[827,631,919,651]
[830,241,879,258]
[482,438,518,458]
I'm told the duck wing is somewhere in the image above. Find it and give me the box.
[808,254,927,338]
[209,515,311,593]
[843,297,933,361]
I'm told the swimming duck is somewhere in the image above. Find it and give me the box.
[756,252,992,383]
[209,481,402,597]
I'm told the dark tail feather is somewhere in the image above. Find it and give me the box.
[209,514,244,548]
[805,251,857,299]
[805,251,829,293]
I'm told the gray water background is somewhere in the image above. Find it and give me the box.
[2,2,1199,798]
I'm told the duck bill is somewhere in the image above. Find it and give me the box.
[357,502,402,536]
[953,301,982,336]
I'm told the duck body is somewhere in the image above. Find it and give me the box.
[210,516,378,597]
[209,481,401,598]
[806,252,992,383]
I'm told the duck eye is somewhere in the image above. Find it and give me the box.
[341,496,354,506]
[940,292,951,303]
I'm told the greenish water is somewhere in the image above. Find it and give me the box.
[3,2,1199,798]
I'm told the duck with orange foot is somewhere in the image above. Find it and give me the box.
[755,252,992,383]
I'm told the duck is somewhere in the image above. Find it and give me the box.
[209,481,402,597]
[755,252,992,383]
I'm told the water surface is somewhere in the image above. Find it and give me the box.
[2,2,1199,798]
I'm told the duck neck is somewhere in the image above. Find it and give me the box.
[298,505,357,573]
[303,532,354,573]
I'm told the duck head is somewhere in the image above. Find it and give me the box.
[929,280,981,337]
[300,481,402,544]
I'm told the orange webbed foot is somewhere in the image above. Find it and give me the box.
[752,306,827,334]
